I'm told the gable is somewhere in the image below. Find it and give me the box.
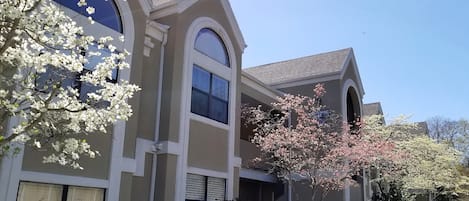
[340,52,365,98]
[150,0,246,52]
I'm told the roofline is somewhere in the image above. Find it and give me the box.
[220,0,247,53]
[339,48,365,98]
[244,48,352,70]
[149,0,247,52]
[241,71,283,99]
[246,48,365,96]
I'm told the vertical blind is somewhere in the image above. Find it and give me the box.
[186,174,206,200]
[185,173,226,201]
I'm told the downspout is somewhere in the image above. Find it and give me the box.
[150,23,169,201]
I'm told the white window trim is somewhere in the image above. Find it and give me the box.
[19,171,109,189]
[341,78,362,201]
[193,50,231,81]
[341,79,362,122]
[189,113,230,131]
[177,16,238,201]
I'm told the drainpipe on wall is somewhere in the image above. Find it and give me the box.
[149,22,169,201]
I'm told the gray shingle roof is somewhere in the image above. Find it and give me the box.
[363,102,383,116]
[243,48,352,85]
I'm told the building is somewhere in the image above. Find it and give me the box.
[0,0,370,201]
[242,48,368,201]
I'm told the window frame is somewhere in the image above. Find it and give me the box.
[190,27,232,125]
[194,28,230,67]
[191,65,229,124]
[53,0,123,33]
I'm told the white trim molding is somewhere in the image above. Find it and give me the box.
[19,171,109,189]
[144,21,170,57]
[149,0,198,19]
[233,157,242,168]
[341,79,362,122]
[220,0,247,52]
[187,167,229,179]
[155,140,181,155]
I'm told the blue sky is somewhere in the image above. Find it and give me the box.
[230,0,469,122]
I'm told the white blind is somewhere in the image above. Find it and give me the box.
[186,174,206,200]
[67,186,104,201]
[207,177,225,201]
[17,182,62,201]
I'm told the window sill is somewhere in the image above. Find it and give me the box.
[189,113,230,131]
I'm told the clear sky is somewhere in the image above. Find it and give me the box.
[230,0,469,122]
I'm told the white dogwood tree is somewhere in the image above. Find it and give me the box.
[0,0,139,169]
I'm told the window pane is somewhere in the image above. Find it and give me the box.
[191,89,209,117]
[209,98,228,124]
[207,177,226,201]
[17,182,62,201]
[85,44,118,81]
[54,0,122,33]
[186,174,206,201]
[194,28,230,66]
[67,186,104,201]
[36,67,78,92]
[79,80,101,102]
[211,75,228,101]
[192,66,210,92]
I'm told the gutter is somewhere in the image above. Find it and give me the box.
[149,22,169,201]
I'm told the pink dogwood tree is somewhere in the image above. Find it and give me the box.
[243,84,399,201]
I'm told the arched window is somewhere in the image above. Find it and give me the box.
[54,0,123,33]
[195,28,230,66]
[191,28,231,124]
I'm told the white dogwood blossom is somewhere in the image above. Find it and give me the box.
[0,0,139,169]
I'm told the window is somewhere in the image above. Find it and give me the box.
[35,44,118,102]
[17,181,104,201]
[53,0,123,33]
[191,65,229,124]
[185,174,225,201]
[195,28,230,66]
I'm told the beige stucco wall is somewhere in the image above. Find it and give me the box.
[278,79,343,114]
[22,132,112,179]
[155,154,177,201]
[188,120,229,172]
[130,153,154,201]
[119,172,133,201]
